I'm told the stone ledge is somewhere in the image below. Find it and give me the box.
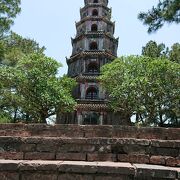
[134,164,177,179]
[0,124,179,140]
[0,160,179,179]
[0,136,179,167]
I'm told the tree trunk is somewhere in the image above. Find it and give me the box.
[13,108,18,123]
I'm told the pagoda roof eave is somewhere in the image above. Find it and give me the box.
[72,32,119,43]
[76,16,114,27]
[75,102,109,111]
[75,74,99,81]
[67,51,117,64]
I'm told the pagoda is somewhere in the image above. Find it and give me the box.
[57,0,127,125]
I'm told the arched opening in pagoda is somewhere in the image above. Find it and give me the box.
[91,24,98,32]
[86,86,98,100]
[87,62,99,73]
[93,0,98,3]
[89,41,98,50]
[84,112,99,125]
[92,9,98,16]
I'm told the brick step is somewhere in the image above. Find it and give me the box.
[0,124,179,140]
[0,136,179,167]
[0,160,179,180]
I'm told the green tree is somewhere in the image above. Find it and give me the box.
[0,53,76,123]
[0,0,21,38]
[100,56,180,127]
[142,40,168,58]
[0,33,46,123]
[169,43,180,63]
[138,0,180,33]
[0,32,45,66]
[142,41,180,64]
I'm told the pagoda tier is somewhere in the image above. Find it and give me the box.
[67,51,116,78]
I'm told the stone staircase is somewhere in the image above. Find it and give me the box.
[0,124,179,179]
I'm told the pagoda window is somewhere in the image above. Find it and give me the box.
[93,0,98,3]
[92,9,98,16]
[90,42,98,50]
[86,87,98,100]
[91,24,98,32]
[87,62,99,73]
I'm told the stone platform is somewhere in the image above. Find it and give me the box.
[0,124,179,179]
[0,160,179,180]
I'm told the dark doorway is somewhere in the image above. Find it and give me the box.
[84,112,99,125]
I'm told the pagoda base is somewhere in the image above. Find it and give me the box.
[56,103,131,125]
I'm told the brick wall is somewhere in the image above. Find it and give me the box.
[0,124,179,140]
[0,124,179,168]
[0,136,179,167]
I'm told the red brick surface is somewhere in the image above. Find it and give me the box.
[150,156,166,165]
[0,124,179,139]
[0,124,179,167]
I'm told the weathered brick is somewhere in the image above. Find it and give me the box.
[0,172,19,180]
[84,126,112,138]
[96,162,135,175]
[56,153,86,161]
[58,144,82,153]
[58,161,97,174]
[134,164,177,179]
[0,160,21,170]
[87,153,117,162]
[19,160,59,171]
[21,173,57,180]
[151,140,179,148]
[118,154,129,162]
[24,152,55,160]
[118,154,149,164]
[166,157,178,167]
[150,147,179,157]
[123,144,147,154]
[82,145,96,152]
[129,154,149,164]
[95,175,133,180]
[150,156,166,165]
[58,174,93,180]
[20,144,36,152]
[0,152,23,160]
[0,130,5,136]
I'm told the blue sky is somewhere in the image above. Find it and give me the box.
[12,0,180,76]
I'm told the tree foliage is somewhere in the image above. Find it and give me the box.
[0,0,21,38]
[0,53,76,123]
[0,32,45,66]
[0,33,76,124]
[138,0,180,33]
[100,56,180,127]
[142,40,180,64]
[169,43,180,63]
[142,40,168,58]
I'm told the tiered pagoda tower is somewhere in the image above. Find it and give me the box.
[58,0,125,125]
